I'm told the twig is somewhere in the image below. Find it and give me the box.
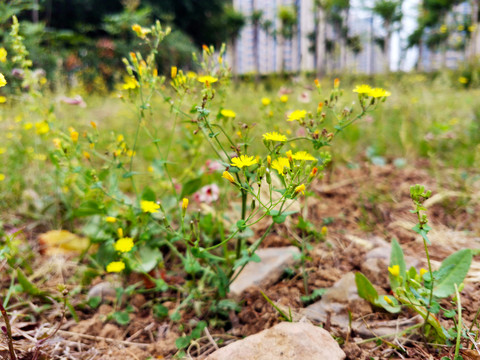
[0,300,17,360]
[42,328,151,348]
[204,327,219,350]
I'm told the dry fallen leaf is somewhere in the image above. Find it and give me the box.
[38,230,90,256]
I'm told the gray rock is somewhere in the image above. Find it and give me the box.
[304,272,362,328]
[304,272,422,338]
[87,282,117,302]
[205,321,345,360]
[229,246,300,298]
[360,239,420,286]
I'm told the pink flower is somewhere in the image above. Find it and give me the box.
[298,91,311,103]
[59,95,86,108]
[205,159,223,173]
[193,184,219,204]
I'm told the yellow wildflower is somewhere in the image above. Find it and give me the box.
[280,95,288,103]
[117,228,123,238]
[105,216,117,223]
[368,88,391,98]
[321,226,327,236]
[469,25,477,32]
[261,97,271,106]
[295,184,306,195]
[0,48,6,63]
[353,84,372,94]
[35,122,49,135]
[334,78,340,88]
[0,96,6,103]
[292,151,316,161]
[147,165,154,172]
[220,109,236,118]
[271,157,290,174]
[141,200,160,213]
[420,268,428,276]
[197,75,218,84]
[70,131,79,143]
[171,66,177,78]
[286,150,293,162]
[458,25,465,31]
[388,265,400,277]
[314,79,320,88]
[53,138,62,149]
[0,73,7,87]
[0,148,6,154]
[83,151,90,160]
[222,171,235,183]
[0,174,5,181]
[114,237,134,253]
[90,121,97,129]
[458,77,468,84]
[263,132,287,142]
[182,198,189,210]
[187,71,197,79]
[440,24,447,33]
[106,261,125,273]
[24,122,33,130]
[287,110,307,122]
[230,155,258,169]
[122,76,138,90]
[384,295,394,306]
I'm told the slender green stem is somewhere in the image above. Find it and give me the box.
[354,323,424,345]
[454,284,462,359]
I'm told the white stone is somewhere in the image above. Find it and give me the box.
[229,246,300,298]
[206,321,345,360]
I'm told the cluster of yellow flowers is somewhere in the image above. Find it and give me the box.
[353,84,391,98]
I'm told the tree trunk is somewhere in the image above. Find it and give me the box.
[468,0,479,62]
[417,38,423,71]
[316,7,327,77]
[253,23,260,83]
[231,39,239,80]
[384,22,391,73]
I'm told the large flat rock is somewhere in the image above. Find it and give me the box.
[205,321,345,360]
[229,246,300,297]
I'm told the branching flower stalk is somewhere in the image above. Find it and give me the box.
[410,185,434,339]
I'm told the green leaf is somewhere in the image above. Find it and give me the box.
[141,187,156,201]
[153,304,169,319]
[433,249,472,298]
[181,178,202,197]
[74,200,105,217]
[389,238,406,290]
[17,269,43,296]
[175,335,191,350]
[87,296,102,309]
[134,246,162,273]
[112,311,130,325]
[122,171,140,179]
[355,272,379,304]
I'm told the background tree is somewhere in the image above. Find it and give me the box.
[223,6,246,76]
[278,5,297,73]
[251,7,263,83]
[372,0,403,72]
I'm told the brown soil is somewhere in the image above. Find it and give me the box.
[3,161,480,359]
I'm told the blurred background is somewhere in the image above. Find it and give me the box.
[1,0,479,87]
